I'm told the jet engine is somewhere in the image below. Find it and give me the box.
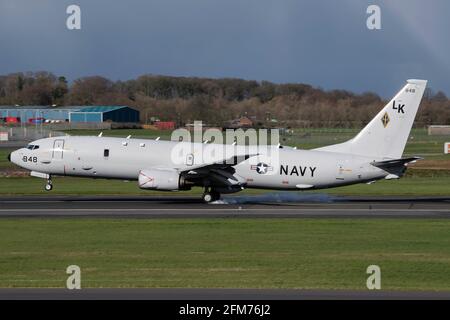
[138,168,189,191]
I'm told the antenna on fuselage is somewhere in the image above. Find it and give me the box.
[155,137,160,141]
[126,135,131,139]
[98,132,103,137]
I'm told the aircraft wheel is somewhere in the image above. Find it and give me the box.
[202,191,221,203]
[45,183,53,191]
[202,192,213,203]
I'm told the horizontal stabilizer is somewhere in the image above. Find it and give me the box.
[371,156,422,176]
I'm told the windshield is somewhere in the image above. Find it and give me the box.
[26,145,40,150]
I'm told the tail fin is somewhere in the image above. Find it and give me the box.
[315,79,427,159]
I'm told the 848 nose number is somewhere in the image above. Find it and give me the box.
[22,156,37,163]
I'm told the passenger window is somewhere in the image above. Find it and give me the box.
[104,149,110,157]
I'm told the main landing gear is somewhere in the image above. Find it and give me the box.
[45,177,53,191]
[202,188,220,203]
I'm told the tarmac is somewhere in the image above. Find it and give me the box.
[0,195,449,218]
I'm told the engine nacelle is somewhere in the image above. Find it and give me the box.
[138,168,187,191]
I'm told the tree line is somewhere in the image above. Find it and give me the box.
[0,71,449,127]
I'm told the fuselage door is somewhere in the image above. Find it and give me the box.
[52,139,65,159]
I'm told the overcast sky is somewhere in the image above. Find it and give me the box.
[0,0,449,97]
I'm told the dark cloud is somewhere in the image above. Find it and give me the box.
[0,0,449,97]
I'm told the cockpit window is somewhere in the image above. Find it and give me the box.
[26,145,40,150]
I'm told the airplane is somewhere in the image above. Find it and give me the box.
[8,79,427,203]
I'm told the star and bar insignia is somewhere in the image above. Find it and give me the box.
[250,162,273,174]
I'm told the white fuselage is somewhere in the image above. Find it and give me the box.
[10,136,388,191]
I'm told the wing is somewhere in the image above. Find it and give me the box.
[181,154,255,193]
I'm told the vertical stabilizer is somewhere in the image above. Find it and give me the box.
[315,79,427,159]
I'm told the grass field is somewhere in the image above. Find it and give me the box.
[0,218,449,290]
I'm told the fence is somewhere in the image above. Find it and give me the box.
[0,126,66,141]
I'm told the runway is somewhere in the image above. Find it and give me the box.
[1,288,449,300]
[0,195,449,218]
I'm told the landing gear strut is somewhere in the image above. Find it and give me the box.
[45,177,53,191]
[202,188,220,203]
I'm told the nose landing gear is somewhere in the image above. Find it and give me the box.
[45,178,53,191]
